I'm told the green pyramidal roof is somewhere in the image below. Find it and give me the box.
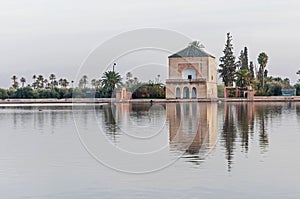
[169,44,215,58]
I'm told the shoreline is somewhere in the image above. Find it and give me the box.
[0,96,300,105]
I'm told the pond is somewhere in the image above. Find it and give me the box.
[0,102,299,198]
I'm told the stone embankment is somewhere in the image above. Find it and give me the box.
[0,98,113,104]
[0,96,300,105]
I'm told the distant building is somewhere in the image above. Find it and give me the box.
[116,87,132,101]
[166,43,218,99]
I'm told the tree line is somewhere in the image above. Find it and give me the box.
[219,32,300,96]
[0,71,165,99]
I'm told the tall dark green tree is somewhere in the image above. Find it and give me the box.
[237,47,249,70]
[237,50,244,69]
[249,61,255,80]
[242,47,249,70]
[219,33,237,86]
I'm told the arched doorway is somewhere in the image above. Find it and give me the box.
[176,87,181,99]
[192,87,197,98]
[183,87,190,99]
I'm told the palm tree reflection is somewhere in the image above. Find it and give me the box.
[220,102,287,171]
[102,104,119,143]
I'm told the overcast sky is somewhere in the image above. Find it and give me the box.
[1,0,300,88]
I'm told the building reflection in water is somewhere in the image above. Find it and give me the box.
[100,103,218,165]
[166,103,218,165]
[100,102,293,171]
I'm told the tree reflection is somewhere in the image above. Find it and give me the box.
[99,102,294,171]
[296,103,300,118]
[220,102,290,171]
[256,106,269,151]
[235,103,254,152]
[102,105,118,142]
[254,103,283,151]
[222,103,237,172]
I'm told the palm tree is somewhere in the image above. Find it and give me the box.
[37,75,45,88]
[101,71,122,97]
[257,52,268,88]
[61,79,69,88]
[126,72,133,81]
[78,79,84,88]
[95,80,101,89]
[82,75,88,88]
[49,74,57,89]
[58,78,62,87]
[20,77,26,88]
[91,79,97,89]
[11,75,18,89]
[236,69,251,88]
[44,79,49,89]
[190,40,204,48]
[155,74,161,84]
[32,75,37,89]
[78,75,88,88]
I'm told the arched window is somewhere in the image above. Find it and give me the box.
[176,87,181,99]
[182,68,196,79]
[183,87,190,99]
[192,87,197,98]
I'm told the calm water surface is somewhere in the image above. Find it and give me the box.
[0,102,300,198]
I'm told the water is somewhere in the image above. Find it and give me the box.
[0,102,300,198]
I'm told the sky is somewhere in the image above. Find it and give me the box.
[0,0,300,88]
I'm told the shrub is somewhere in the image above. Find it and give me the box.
[217,85,224,98]
[0,88,8,99]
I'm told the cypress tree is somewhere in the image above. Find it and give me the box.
[237,50,244,69]
[238,47,249,70]
[219,33,237,87]
[242,47,249,70]
[249,61,255,79]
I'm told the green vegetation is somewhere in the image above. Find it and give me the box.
[218,33,237,87]
[123,72,165,99]
[236,69,251,88]
[218,32,299,96]
[101,71,122,97]
[217,85,224,98]
[294,84,300,96]
[132,83,165,99]
[0,70,166,99]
